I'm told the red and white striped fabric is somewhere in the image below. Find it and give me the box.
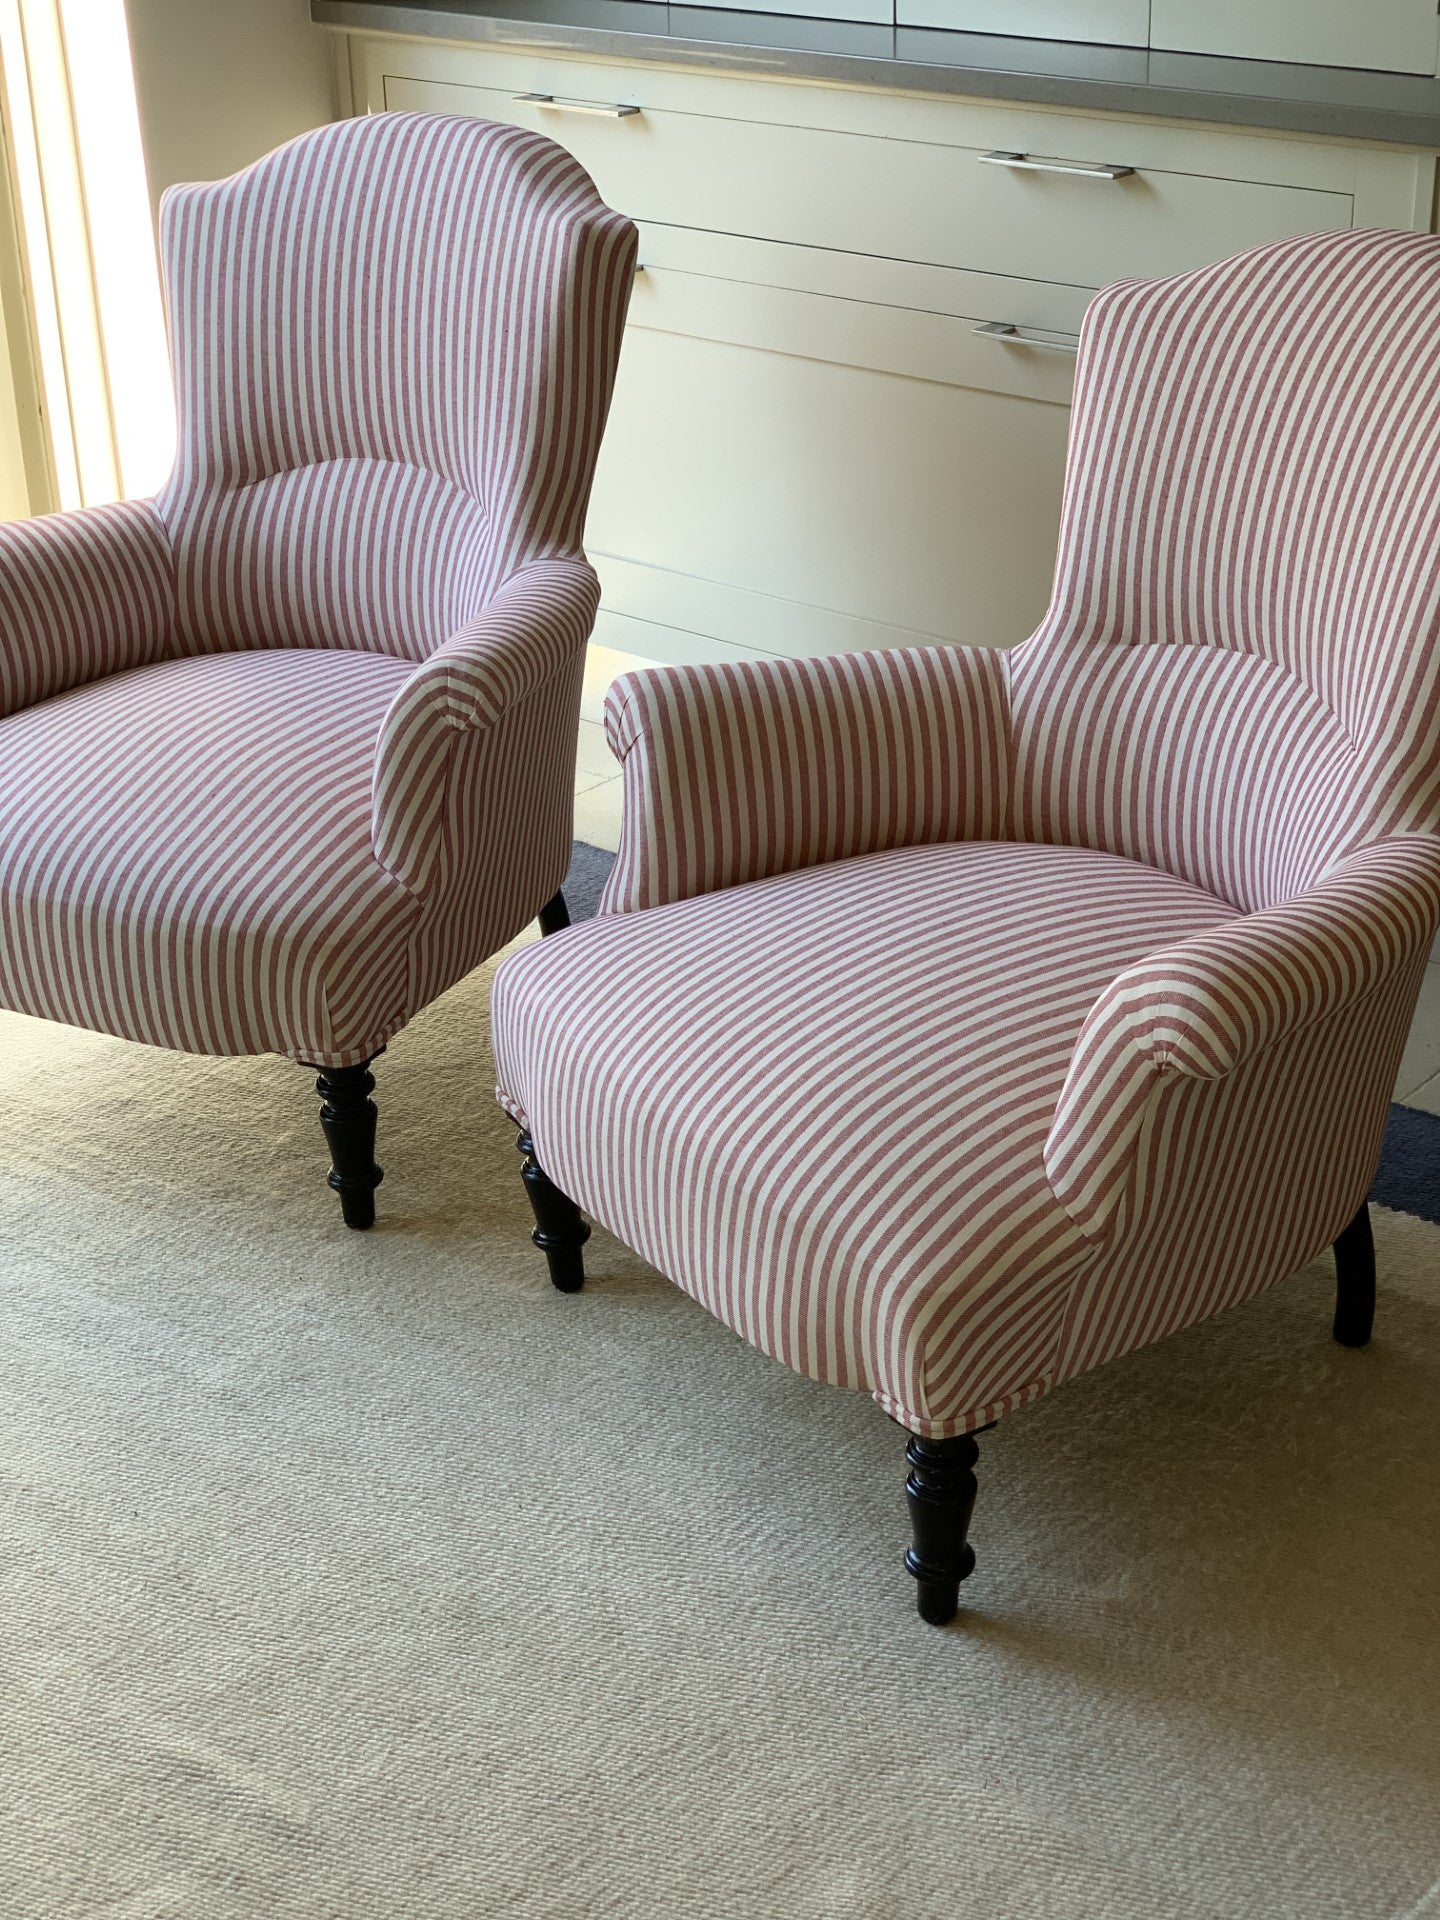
[494,228,1440,1437]
[0,500,173,721]
[1013,227,1440,900]
[496,842,1239,1431]
[598,646,1011,914]
[0,651,417,1060]
[0,112,636,1065]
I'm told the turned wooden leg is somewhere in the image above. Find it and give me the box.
[1333,1200,1375,1348]
[538,890,571,937]
[904,1430,984,1626]
[311,1058,383,1230]
[517,1131,589,1292]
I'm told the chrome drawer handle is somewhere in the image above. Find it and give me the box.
[980,148,1133,181]
[515,92,642,118]
[973,321,1080,355]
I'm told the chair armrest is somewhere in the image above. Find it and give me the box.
[598,645,1011,913]
[371,558,600,894]
[0,500,174,720]
[1045,835,1440,1240]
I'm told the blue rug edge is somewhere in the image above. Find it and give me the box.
[1373,1103,1440,1227]
[560,839,615,927]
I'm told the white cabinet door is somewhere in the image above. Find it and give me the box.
[1150,0,1440,75]
[897,0,1149,47]
[586,294,1073,660]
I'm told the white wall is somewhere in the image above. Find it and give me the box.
[124,0,336,210]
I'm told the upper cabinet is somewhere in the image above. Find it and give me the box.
[671,0,893,20]
[895,1,1149,46]
[674,0,1440,74]
[1149,0,1440,75]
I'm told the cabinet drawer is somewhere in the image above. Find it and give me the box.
[1150,0,1440,75]
[897,0,1149,46]
[384,70,1354,288]
[632,224,1091,406]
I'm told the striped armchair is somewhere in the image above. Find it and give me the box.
[0,113,636,1226]
[492,228,1440,1623]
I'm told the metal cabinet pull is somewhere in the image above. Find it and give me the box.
[973,321,1080,355]
[980,148,1133,181]
[515,92,642,119]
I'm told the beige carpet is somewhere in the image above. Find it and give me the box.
[2,954,1439,1920]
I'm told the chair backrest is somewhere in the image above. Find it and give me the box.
[1011,228,1440,910]
[155,112,637,661]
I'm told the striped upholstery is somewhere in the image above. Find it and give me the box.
[1045,835,1440,1244]
[494,229,1440,1437]
[0,113,636,1065]
[496,843,1239,1430]
[0,500,173,721]
[599,646,1010,914]
[1013,228,1440,906]
[0,652,417,1061]
[156,112,635,656]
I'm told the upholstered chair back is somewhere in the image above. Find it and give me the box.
[1011,228,1440,911]
[155,112,635,662]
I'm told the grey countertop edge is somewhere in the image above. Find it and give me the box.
[312,0,1440,149]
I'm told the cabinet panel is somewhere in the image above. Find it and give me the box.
[1149,0,1440,76]
[384,73,1354,288]
[897,1,1149,48]
[671,0,890,20]
[628,248,1088,404]
[587,324,1071,653]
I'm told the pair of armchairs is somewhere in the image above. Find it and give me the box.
[4,113,1435,1628]
[495,226,1440,1624]
[0,112,636,1225]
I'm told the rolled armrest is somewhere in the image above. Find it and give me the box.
[599,645,1011,913]
[371,557,600,894]
[1045,835,1440,1240]
[0,500,174,720]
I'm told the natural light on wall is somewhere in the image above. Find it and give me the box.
[0,0,174,512]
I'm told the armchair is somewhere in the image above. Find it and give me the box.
[0,112,636,1225]
[492,227,1440,1623]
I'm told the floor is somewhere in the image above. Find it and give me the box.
[573,644,1440,1113]
[7,950,1440,1920]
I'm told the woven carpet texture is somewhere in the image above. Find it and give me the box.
[2,931,1439,1918]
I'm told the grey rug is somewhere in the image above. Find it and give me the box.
[558,837,616,926]
[2,948,1439,1918]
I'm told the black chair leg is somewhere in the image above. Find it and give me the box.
[1333,1200,1375,1348]
[311,1058,383,1229]
[904,1429,986,1626]
[538,890,570,937]
[517,1131,589,1291]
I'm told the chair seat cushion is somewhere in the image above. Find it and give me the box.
[492,841,1241,1433]
[0,649,419,1062]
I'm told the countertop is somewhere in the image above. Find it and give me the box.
[312,0,1440,148]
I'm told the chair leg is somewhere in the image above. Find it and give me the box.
[517,1131,589,1292]
[538,890,570,937]
[904,1429,984,1626]
[1333,1200,1375,1348]
[311,1059,383,1230]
